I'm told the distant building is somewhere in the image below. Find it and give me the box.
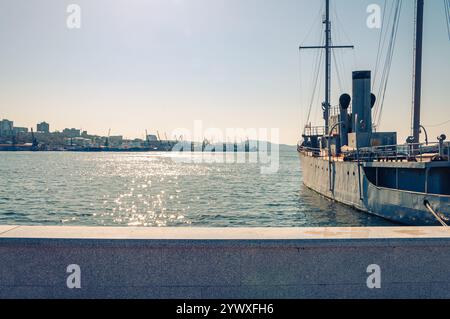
[37,122,50,133]
[131,140,144,147]
[13,127,29,134]
[124,139,144,148]
[65,137,92,147]
[0,119,13,136]
[109,136,123,147]
[62,128,81,138]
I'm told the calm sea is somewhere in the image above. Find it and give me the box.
[0,150,395,227]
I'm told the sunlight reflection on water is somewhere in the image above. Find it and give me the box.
[0,151,395,227]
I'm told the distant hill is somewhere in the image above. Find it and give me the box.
[278,144,297,152]
[245,140,297,152]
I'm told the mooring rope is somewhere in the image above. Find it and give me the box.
[424,200,448,227]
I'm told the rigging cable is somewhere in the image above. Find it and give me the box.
[300,2,325,128]
[374,0,403,128]
[445,0,450,41]
[313,58,325,125]
[373,0,389,90]
[331,5,351,91]
[299,1,325,48]
[332,2,357,71]
[304,30,325,126]
[424,119,450,128]
[332,49,343,93]
[373,0,397,120]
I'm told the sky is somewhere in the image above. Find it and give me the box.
[0,0,449,145]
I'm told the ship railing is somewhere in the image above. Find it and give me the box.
[297,144,322,157]
[329,105,353,117]
[329,105,341,117]
[298,141,450,162]
[302,126,326,137]
[348,142,449,162]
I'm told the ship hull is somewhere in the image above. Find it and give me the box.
[299,153,450,226]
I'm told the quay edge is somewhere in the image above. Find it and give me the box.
[2,225,450,299]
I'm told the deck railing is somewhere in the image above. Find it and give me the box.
[328,105,353,116]
[297,144,322,156]
[302,126,326,137]
[354,142,449,162]
[298,141,450,162]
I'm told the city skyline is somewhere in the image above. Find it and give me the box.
[0,117,149,140]
[0,0,449,145]
[0,118,279,147]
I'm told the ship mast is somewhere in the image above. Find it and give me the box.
[324,0,331,132]
[412,0,424,144]
[300,0,353,134]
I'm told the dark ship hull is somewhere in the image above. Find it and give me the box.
[300,152,450,225]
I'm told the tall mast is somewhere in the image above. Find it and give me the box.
[324,0,331,134]
[412,0,424,144]
[300,0,353,134]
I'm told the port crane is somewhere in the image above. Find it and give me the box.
[104,129,111,147]
[30,128,38,148]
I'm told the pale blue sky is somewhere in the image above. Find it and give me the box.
[0,0,448,144]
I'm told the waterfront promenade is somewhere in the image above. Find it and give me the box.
[1,226,450,298]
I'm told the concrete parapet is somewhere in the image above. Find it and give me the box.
[1,226,450,298]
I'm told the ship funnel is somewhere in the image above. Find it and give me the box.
[339,94,351,109]
[339,94,351,146]
[352,71,373,133]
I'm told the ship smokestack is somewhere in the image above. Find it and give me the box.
[352,71,372,134]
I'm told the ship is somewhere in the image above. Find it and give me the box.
[298,0,450,226]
